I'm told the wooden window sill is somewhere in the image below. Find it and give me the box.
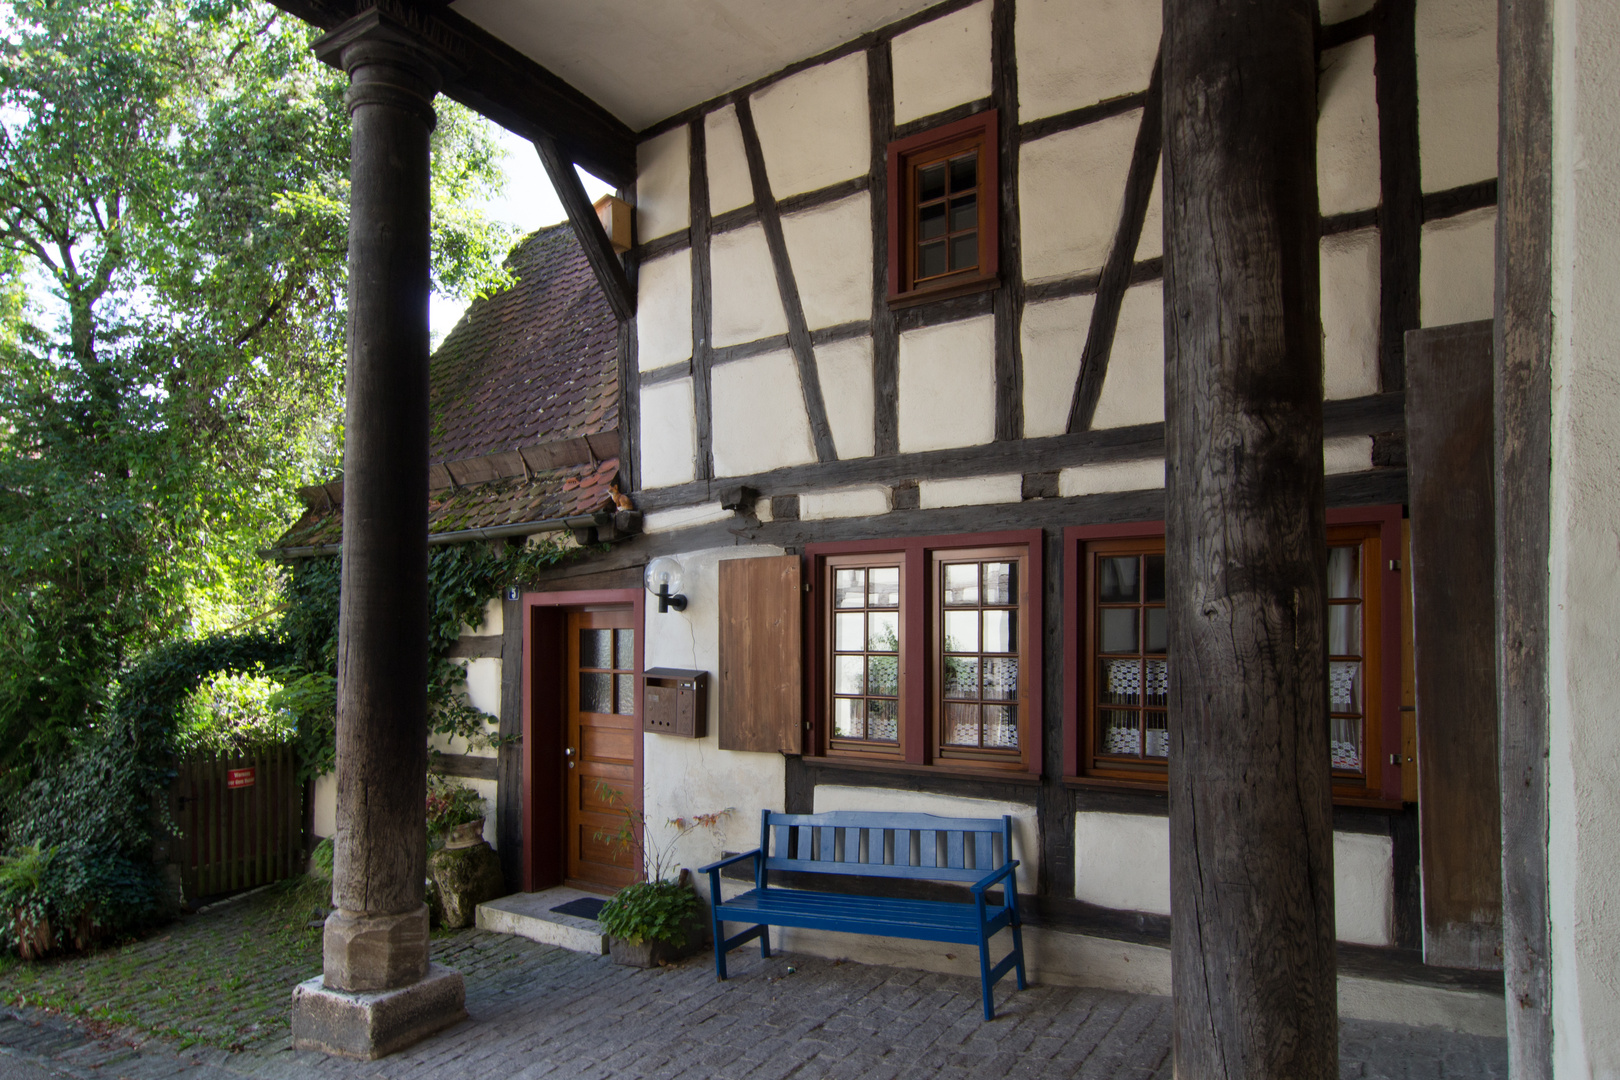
[801,754,1042,786]
[1065,773,1407,810]
[887,273,999,310]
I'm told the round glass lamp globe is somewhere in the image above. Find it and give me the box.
[644,556,684,598]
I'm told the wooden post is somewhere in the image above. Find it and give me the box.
[1162,2,1338,1077]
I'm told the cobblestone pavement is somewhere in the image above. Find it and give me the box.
[0,922,1508,1080]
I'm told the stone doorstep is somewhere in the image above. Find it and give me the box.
[476,886,609,956]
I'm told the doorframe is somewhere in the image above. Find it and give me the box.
[520,588,645,892]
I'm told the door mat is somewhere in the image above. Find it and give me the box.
[550,896,608,921]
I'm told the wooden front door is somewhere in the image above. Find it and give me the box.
[565,608,640,890]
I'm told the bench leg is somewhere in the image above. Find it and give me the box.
[760,924,771,959]
[714,917,728,981]
[1011,919,1027,990]
[977,934,996,1021]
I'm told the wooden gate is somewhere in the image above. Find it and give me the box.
[170,746,304,900]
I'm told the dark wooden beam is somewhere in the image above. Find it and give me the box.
[496,594,523,892]
[1016,90,1149,145]
[1375,0,1422,391]
[1422,178,1499,222]
[688,120,716,480]
[273,0,635,188]
[1163,1,1337,1075]
[616,259,641,493]
[991,0,1025,442]
[868,41,901,458]
[432,751,499,782]
[445,634,502,659]
[534,135,634,323]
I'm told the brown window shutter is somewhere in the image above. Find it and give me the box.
[718,555,803,753]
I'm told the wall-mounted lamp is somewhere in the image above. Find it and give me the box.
[645,556,688,613]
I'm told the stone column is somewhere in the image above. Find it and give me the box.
[291,10,465,1060]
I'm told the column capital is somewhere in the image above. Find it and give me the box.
[313,7,457,125]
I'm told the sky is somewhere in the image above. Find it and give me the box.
[429,121,616,343]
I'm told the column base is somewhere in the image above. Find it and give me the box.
[291,963,466,1060]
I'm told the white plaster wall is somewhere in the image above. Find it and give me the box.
[1549,0,1620,1070]
[635,252,692,373]
[1015,0,1160,122]
[1058,458,1164,498]
[710,350,818,475]
[1416,0,1499,193]
[464,657,501,719]
[1021,294,1095,438]
[711,224,788,347]
[643,502,731,534]
[816,336,876,459]
[812,785,1038,895]
[891,1,992,125]
[639,377,697,489]
[1324,435,1375,474]
[1322,227,1383,398]
[704,104,753,215]
[897,315,996,453]
[1420,207,1497,327]
[1335,830,1395,948]
[1092,282,1165,429]
[918,474,1023,509]
[1020,111,1142,282]
[1318,37,1382,215]
[750,53,870,198]
[313,772,336,839]
[801,485,891,520]
[780,194,872,330]
[637,125,690,241]
[642,547,790,875]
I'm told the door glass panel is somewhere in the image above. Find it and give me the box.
[615,674,635,715]
[581,629,612,669]
[614,629,634,670]
[580,672,611,713]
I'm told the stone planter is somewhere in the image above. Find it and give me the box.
[606,903,709,969]
[427,837,503,928]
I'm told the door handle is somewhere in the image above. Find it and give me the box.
[565,746,575,768]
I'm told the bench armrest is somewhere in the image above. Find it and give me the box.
[969,860,1019,896]
[697,849,762,875]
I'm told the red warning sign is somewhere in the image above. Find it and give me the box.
[226,767,256,789]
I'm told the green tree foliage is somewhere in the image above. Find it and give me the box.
[0,0,517,776]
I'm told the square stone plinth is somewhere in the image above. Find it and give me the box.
[291,963,466,1059]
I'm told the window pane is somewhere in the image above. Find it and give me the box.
[1101,658,1141,706]
[867,655,899,697]
[1330,660,1362,712]
[1099,556,1139,602]
[944,610,979,652]
[868,611,900,652]
[949,193,977,232]
[835,569,865,608]
[1331,716,1363,771]
[949,231,978,271]
[919,200,947,240]
[1144,658,1169,708]
[867,698,899,741]
[1144,554,1166,603]
[1101,711,1141,756]
[581,629,612,669]
[919,162,946,201]
[984,705,1018,749]
[983,657,1018,700]
[834,697,863,738]
[943,655,979,698]
[835,655,865,695]
[1100,608,1138,653]
[1145,608,1168,653]
[984,562,1014,605]
[835,612,865,651]
[919,239,947,278]
[943,563,979,606]
[614,629,634,670]
[615,674,635,715]
[983,609,1013,653]
[1144,713,1169,758]
[1328,545,1361,599]
[1328,604,1361,657]
[945,702,980,746]
[948,152,976,191]
[868,567,900,608]
[580,672,611,713]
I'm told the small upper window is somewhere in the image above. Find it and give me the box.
[887,110,999,305]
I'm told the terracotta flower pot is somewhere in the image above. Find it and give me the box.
[443,817,486,850]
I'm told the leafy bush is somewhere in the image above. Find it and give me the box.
[426,775,486,838]
[598,879,699,948]
[175,671,298,756]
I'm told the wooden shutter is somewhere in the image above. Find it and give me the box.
[718,555,802,753]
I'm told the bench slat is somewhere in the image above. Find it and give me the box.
[768,811,1008,833]
[765,856,988,883]
[947,832,964,869]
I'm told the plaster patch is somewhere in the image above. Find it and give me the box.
[642,503,731,534]
[1322,228,1382,398]
[1075,812,1170,915]
[1416,0,1499,192]
[897,316,996,453]
[780,195,873,330]
[812,785,1037,895]
[639,377,697,489]
[1021,294,1095,438]
[313,772,336,839]
[891,1,992,125]
[456,597,504,638]
[917,474,1022,509]
[1334,831,1394,946]
[636,126,690,241]
[1318,38,1381,215]
[1420,207,1496,327]
[750,53,870,198]
[463,658,501,717]
[1015,0,1160,122]
[710,350,818,476]
[710,225,788,347]
[816,336,876,460]
[635,252,692,372]
[800,486,891,520]
[1325,436,1375,475]
[1091,283,1164,429]
[1058,458,1164,498]
[1020,111,1143,282]
[704,105,753,216]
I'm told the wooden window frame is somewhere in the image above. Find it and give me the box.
[806,530,1042,776]
[886,110,1000,307]
[1062,507,1404,805]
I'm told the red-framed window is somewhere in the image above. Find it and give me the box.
[886,110,1000,306]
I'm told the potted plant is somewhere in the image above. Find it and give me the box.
[426,775,486,849]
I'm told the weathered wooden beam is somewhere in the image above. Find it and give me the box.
[1162,1,1337,1076]
[534,135,634,323]
[868,41,901,458]
[990,0,1024,442]
[271,0,636,188]
[496,594,523,892]
[446,634,502,659]
[431,751,499,782]
[1375,0,1422,391]
[688,120,716,480]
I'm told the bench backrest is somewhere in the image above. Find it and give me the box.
[758,809,1014,884]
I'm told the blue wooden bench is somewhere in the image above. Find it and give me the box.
[698,809,1026,1020]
